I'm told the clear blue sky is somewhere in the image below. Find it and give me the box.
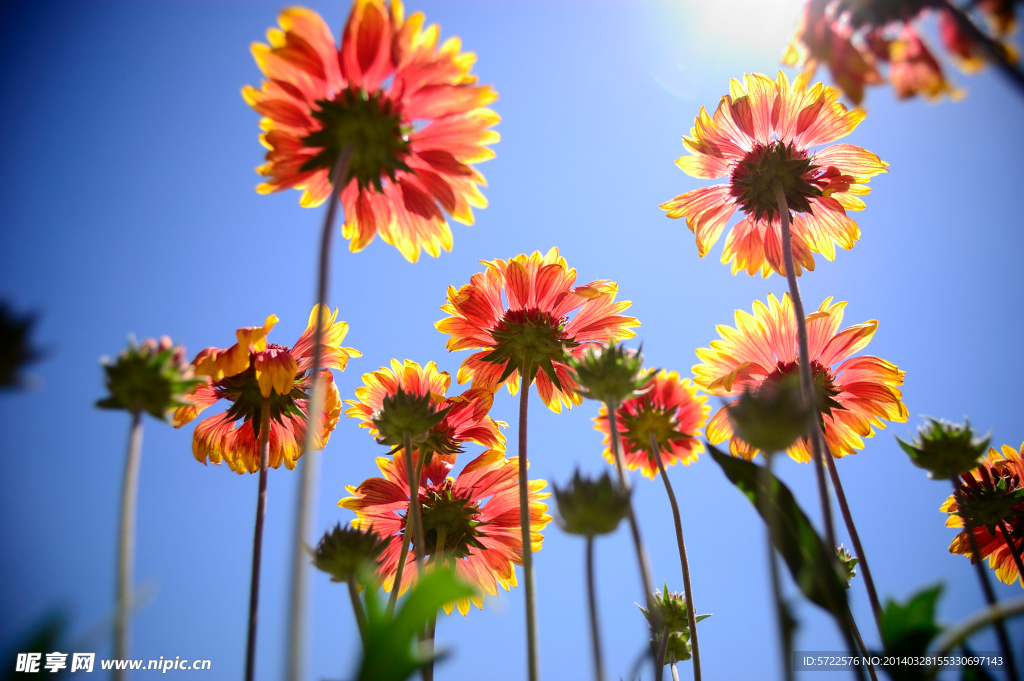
[1,1,1022,679]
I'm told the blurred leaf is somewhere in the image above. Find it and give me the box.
[878,585,943,681]
[3,610,67,680]
[960,643,997,681]
[356,568,475,681]
[708,446,849,622]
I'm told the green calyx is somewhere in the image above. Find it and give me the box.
[217,358,307,441]
[731,142,821,222]
[568,342,654,406]
[619,404,691,458]
[955,468,1024,534]
[553,469,631,537]
[836,544,859,588]
[897,417,990,480]
[639,584,711,663]
[96,337,199,420]
[311,523,388,585]
[726,372,810,454]
[301,88,412,192]
[483,308,579,389]
[419,481,485,564]
[372,388,454,451]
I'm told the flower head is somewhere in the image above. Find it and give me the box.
[436,248,640,413]
[837,544,859,588]
[97,336,199,420]
[553,470,631,537]
[568,342,655,407]
[942,444,1024,587]
[726,373,810,454]
[173,305,359,473]
[898,418,990,480]
[345,359,505,462]
[660,72,887,278]
[312,523,388,584]
[594,370,709,479]
[694,294,907,462]
[245,3,499,262]
[341,449,551,614]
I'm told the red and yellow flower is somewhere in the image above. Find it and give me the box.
[594,370,710,479]
[341,449,551,614]
[943,444,1024,588]
[660,71,887,278]
[244,2,499,262]
[344,358,505,456]
[173,306,359,473]
[693,293,907,462]
[435,248,640,413]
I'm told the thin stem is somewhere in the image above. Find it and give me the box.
[823,447,883,634]
[773,182,836,550]
[950,475,1020,681]
[926,597,1024,678]
[403,437,427,574]
[386,515,413,618]
[998,520,1024,582]
[585,536,606,681]
[670,662,680,681]
[848,611,878,681]
[287,146,354,681]
[245,403,272,681]
[760,453,794,681]
[656,626,670,675]
[424,526,447,681]
[518,380,540,681]
[937,0,1024,96]
[649,434,701,681]
[114,407,144,681]
[605,404,661,681]
[347,581,366,644]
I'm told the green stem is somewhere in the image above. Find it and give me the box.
[348,580,366,644]
[605,404,661,681]
[424,526,447,681]
[773,181,836,550]
[386,514,413,618]
[585,536,606,681]
[403,437,427,575]
[649,434,701,681]
[114,407,144,681]
[670,661,680,681]
[848,611,878,681]
[656,625,670,674]
[287,145,354,681]
[245,402,272,681]
[926,598,1024,679]
[518,377,540,681]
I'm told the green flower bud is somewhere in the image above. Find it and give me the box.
[897,418,990,480]
[96,336,198,420]
[371,388,453,450]
[568,342,655,406]
[660,631,693,664]
[955,467,1024,534]
[639,585,711,663]
[311,523,387,585]
[726,373,809,453]
[0,302,42,389]
[837,544,858,588]
[553,470,630,537]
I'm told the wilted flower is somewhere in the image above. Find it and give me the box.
[312,523,388,584]
[569,343,654,407]
[553,470,631,537]
[726,373,810,454]
[97,337,198,420]
[837,544,859,587]
[897,417,990,480]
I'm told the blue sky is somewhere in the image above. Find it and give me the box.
[1,1,1022,679]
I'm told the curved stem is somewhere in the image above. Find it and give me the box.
[585,536,606,681]
[773,182,836,550]
[287,146,354,681]
[926,597,1024,679]
[998,519,1024,582]
[937,0,1024,96]
[823,447,883,634]
[950,475,1021,681]
[348,580,366,644]
[605,404,661,681]
[245,403,272,681]
[761,453,794,681]
[518,380,540,681]
[114,407,144,681]
[650,434,701,681]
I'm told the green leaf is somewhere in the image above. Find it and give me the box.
[877,584,944,681]
[708,445,849,623]
[356,568,476,681]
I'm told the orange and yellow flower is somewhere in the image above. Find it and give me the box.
[344,358,505,456]
[594,370,710,479]
[341,449,551,614]
[244,3,498,262]
[693,293,907,462]
[173,306,359,473]
[660,71,887,278]
[435,248,640,413]
[943,444,1024,588]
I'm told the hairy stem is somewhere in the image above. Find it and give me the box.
[287,146,354,681]
[518,378,540,681]
[245,404,272,681]
[585,536,606,681]
[114,407,144,681]
[650,434,701,681]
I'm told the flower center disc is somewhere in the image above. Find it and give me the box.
[730,142,820,221]
[301,88,412,192]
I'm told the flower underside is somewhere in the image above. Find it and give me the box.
[217,348,308,438]
[620,403,691,456]
[730,142,822,222]
[766,360,844,422]
[301,88,412,192]
[414,479,486,563]
[957,467,1024,533]
[482,308,579,387]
